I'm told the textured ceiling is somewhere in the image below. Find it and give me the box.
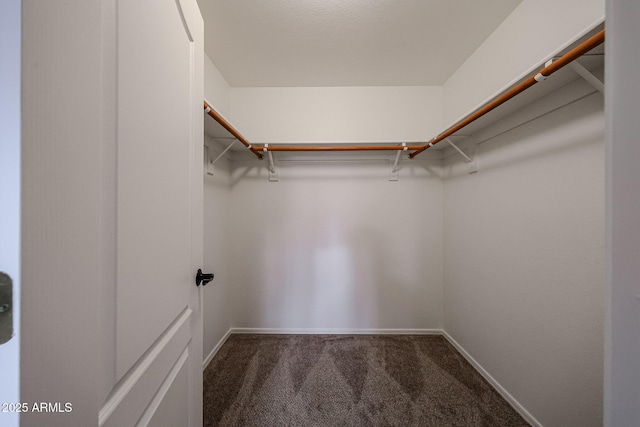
[197,0,522,87]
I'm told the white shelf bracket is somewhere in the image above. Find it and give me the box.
[212,139,238,165]
[205,139,238,176]
[204,145,214,176]
[569,61,605,95]
[445,138,478,174]
[389,143,407,181]
[264,144,278,182]
[466,143,479,174]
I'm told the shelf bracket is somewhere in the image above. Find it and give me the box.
[445,138,478,174]
[569,61,604,95]
[204,145,213,176]
[264,144,278,182]
[205,139,238,176]
[389,143,408,181]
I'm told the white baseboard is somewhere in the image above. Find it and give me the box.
[442,330,542,427]
[202,328,233,371]
[229,327,443,335]
[202,327,440,370]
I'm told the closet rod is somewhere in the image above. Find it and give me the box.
[251,144,423,152]
[409,29,605,158]
[203,101,263,160]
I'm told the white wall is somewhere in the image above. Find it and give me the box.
[229,86,442,143]
[227,156,443,331]
[202,137,233,363]
[202,54,235,364]
[204,53,231,117]
[604,0,640,425]
[442,93,604,427]
[443,0,604,125]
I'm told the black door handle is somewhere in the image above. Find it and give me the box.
[196,269,214,286]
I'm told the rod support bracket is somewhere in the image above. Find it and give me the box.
[264,144,278,181]
[534,73,547,82]
[389,143,407,181]
[445,137,478,174]
[466,144,479,174]
[269,169,278,182]
[389,168,399,181]
[204,145,214,176]
[569,61,605,94]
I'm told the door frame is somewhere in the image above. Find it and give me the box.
[0,1,21,425]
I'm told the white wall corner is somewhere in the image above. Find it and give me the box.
[203,328,233,371]
[442,330,543,427]
[204,53,231,118]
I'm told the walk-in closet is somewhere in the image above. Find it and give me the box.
[13,0,640,426]
[198,2,607,425]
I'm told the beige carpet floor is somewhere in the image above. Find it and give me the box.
[203,334,530,426]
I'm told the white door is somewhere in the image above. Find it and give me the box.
[0,1,21,426]
[99,0,204,425]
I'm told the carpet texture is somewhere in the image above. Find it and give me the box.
[203,335,529,426]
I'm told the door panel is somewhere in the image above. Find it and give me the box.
[117,0,193,378]
[104,0,204,425]
[144,352,190,427]
[100,310,191,426]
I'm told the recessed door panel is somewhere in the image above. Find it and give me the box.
[117,0,193,379]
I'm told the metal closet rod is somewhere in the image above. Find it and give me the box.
[204,30,603,158]
[409,29,605,158]
[251,144,424,152]
[203,101,263,159]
